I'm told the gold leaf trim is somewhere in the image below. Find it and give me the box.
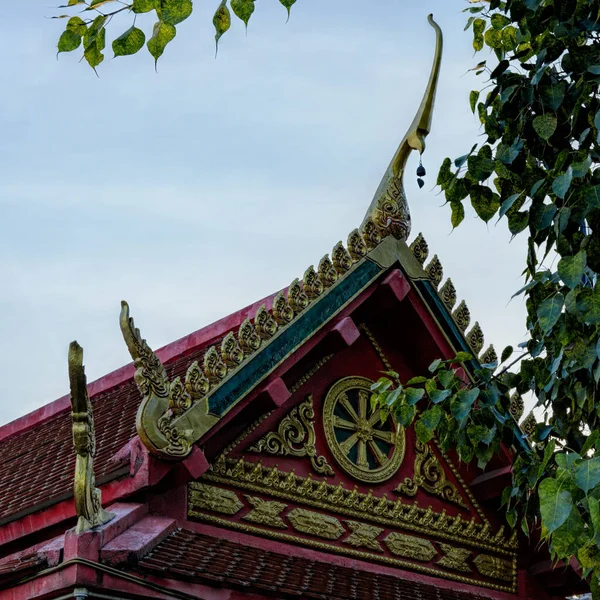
[409,232,429,265]
[425,254,443,288]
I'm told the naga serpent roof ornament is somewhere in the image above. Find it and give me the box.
[362,14,443,242]
[68,341,115,533]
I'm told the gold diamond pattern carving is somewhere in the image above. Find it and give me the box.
[188,484,243,515]
[287,508,345,540]
[243,496,287,529]
[473,554,513,582]
[436,543,472,572]
[384,532,437,562]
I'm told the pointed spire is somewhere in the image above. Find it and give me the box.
[362,14,443,241]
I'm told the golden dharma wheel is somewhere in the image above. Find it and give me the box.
[323,376,405,483]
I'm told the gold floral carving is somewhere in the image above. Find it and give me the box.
[331,241,353,274]
[409,232,429,265]
[521,412,537,436]
[220,332,244,368]
[243,496,287,528]
[452,300,471,333]
[188,483,243,515]
[425,254,443,288]
[287,508,345,540]
[287,278,309,313]
[238,319,261,354]
[361,217,382,250]
[473,554,513,582]
[272,291,294,325]
[254,305,278,340]
[344,521,384,552]
[466,322,485,355]
[323,376,405,483]
[318,255,338,287]
[249,396,334,476]
[347,228,367,261]
[384,532,437,562]
[185,361,210,400]
[204,457,515,552]
[395,440,467,509]
[203,346,227,384]
[480,345,498,365]
[509,393,524,422]
[436,544,472,572]
[303,266,323,299]
[439,279,457,310]
[68,342,115,534]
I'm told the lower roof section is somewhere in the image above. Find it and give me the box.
[135,528,498,600]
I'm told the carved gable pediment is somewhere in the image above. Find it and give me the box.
[188,324,517,594]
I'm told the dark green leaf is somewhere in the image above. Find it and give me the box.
[498,193,522,219]
[279,0,296,20]
[539,477,573,533]
[501,345,513,363]
[541,82,565,111]
[428,358,442,373]
[213,0,231,53]
[533,114,557,141]
[575,457,600,493]
[470,186,500,222]
[552,166,573,200]
[147,21,176,65]
[112,26,145,57]
[231,0,255,28]
[558,251,586,289]
[405,387,425,406]
[429,388,452,404]
[395,403,416,428]
[469,90,479,114]
[537,293,564,333]
[451,388,480,421]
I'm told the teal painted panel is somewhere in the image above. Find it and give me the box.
[208,259,382,416]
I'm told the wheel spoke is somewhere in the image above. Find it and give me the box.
[334,416,358,431]
[358,390,368,420]
[372,429,395,444]
[339,432,359,456]
[357,440,369,468]
[369,439,389,466]
[339,393,360,423]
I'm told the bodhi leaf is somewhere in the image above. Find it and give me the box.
[539,477,573,533]
[231,0,255,29]
[57,29,81,53]
[132,0,158,13]
[533,114,557,141]
[537,293,564,333]
[558,251,586,289]
[213,0,231,54]
[470,185,500,222]
[450,388,479,422]
[147,21,176,66]
[469,90,479,113]
[405,387,425,406]
[574,457,600,494]
[577,285,600,324]
[112,26,146,57]
[552,166,573,200]
[279,0,297,22]
[160,0,193,26]
[451,201,465,228]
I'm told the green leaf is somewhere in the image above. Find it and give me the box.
[385,387,403,407]
[575,457,600,494]
[588,65,600,75]
[451,388,480,422]
[577,285,600,324]
[405,376,427,385]
[501,345,513,363]
[231,0,255,28]
[558,251,586,289]
[66,16,86,36]
[530,201,556,230]
[395,403,416,428]
[57,30,81,53]
[147,21,176,65]
[472,18,485,51]
[161,0,193,26]
[533,114,557,141]
[539,477,573,533]
[541,82,565,111]
[491,13,510,28]
[552,166,573,200]
[437,369,455,388]
[405,387,425,406]
[556,452,581,470]
[502,26,517,51]
[589,497,600,546]
[498,192,522,219]
[429,388,452,404]
[469,90,479,113]
[454,351,473,363]
[213,0,231,54]
[537,293,564,333]
[595,110,600,145]
[484,28,503,49]
[450,201,465,228]
[132,0,158,13]
[552,508,585,558]
[279,0,296,21]
[428,358,442,373]
[467,423,495,445]
[470,186,500,223]
[112,26,145,57]
[419,405,443,431]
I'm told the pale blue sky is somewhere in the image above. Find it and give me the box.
[0,0,527,423]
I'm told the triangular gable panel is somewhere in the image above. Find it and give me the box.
[188,321,518,594]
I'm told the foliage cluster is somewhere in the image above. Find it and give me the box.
[371,0,600,593]
[54,0,296,70]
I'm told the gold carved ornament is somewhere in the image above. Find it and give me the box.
[436,543,472,573]
[362,15,442,242]
[249,396,334,476]
[68,342,115,533]
[384,532,437,562]
[243,496,287,528]
[344,520,384,552]
[323,376,405,483]
[395,440,467,509]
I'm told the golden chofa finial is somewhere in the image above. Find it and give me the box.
[363,14,443,242]
[68,341,114,533]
